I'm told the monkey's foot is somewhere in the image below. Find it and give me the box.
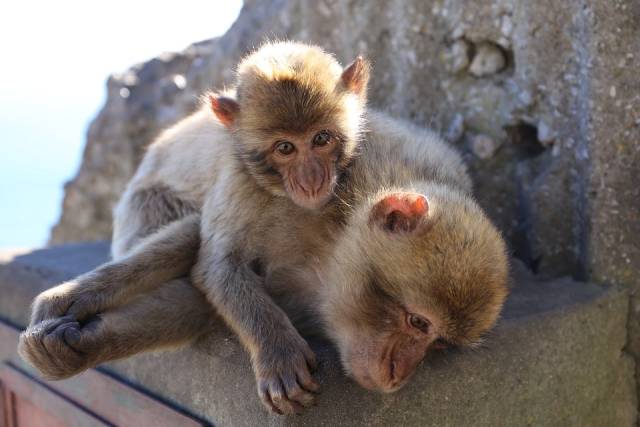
[18,316,103,380]
[254,335,320,415]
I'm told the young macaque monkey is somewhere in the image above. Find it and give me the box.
[19,42,509,416]
[21,41,368,327]
[20,40,370,410]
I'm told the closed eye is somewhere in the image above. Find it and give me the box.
[432,338,451,350]
[407,313,430,334]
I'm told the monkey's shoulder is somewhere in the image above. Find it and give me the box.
[359,110,472,193]
[134,107,238,204]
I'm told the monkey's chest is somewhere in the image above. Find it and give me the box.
[254,232,328,309]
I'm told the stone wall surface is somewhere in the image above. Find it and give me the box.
[46,0,640,419]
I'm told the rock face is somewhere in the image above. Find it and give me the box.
[50,0,640,409]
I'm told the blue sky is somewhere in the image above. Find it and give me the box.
[0,1,242,248]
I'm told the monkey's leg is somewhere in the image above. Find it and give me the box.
[30,214,200,325]
[19,279,214,380]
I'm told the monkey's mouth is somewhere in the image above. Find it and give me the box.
[350,366,405,393]
[346,345,408,393]
[289,186,334,210]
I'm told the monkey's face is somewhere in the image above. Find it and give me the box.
[327,297,445,393]
[211,84,362,209]
[247,126,352,210]
[321,188,509,392]
[234,76,363,210]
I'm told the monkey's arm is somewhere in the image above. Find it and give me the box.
[194,252,319,415]
[19,278,213,380]
[193,199,319,415]
[29,214,200,325]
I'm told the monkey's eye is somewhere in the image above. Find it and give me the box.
[407,313,431,334]
[312,130,332,147]
[275,141,295,155]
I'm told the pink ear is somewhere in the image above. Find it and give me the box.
[209,95,240,128]
[370,193,429,233]
[341,56,370,96]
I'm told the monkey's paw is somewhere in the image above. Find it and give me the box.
[18,316,102,380]
[254,334,320,415]
[30,281,107,325]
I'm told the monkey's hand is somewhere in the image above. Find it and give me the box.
[18,315,106,380]
[30,278,113,326]
[254,332,320,415]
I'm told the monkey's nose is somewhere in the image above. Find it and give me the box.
[297,161,325,195]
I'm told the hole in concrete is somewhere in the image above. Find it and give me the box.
[504,122,546,158]
[500,45,515,75]
[467,40,514,77]
[504,121,550,273]
[512,190,543,274]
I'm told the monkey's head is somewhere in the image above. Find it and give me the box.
[209,41,370,210]
[321,185,508,392]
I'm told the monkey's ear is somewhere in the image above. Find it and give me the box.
[209,95,240,128]
[341,56,370,97]
[370,193,429,233]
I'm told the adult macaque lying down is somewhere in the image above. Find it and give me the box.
[18,42,509,415]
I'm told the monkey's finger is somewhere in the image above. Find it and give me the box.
[61,316,103,354]
[22,316,67,338]
[32,296,71,324]
[22,322,46,339]
[295,367,320,393]
[258,382,283,415]
[19,323,69,377]
[269,379,303,415]
[282,374,315,407]
[43,321,83,357]
[304,349,318,372]
[44,316,77,334]
[33,325,77,379]
[62,325,82,347]
[65,297,99,321]
[301,343,318,371]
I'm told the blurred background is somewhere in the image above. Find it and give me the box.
[0,0,242,247]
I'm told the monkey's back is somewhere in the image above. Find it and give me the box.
[111,106,232,258]
[360,111,471,195]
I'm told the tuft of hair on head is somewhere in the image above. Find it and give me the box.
[233,41,370,140]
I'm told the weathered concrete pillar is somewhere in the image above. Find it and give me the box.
[580,0,640,404]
